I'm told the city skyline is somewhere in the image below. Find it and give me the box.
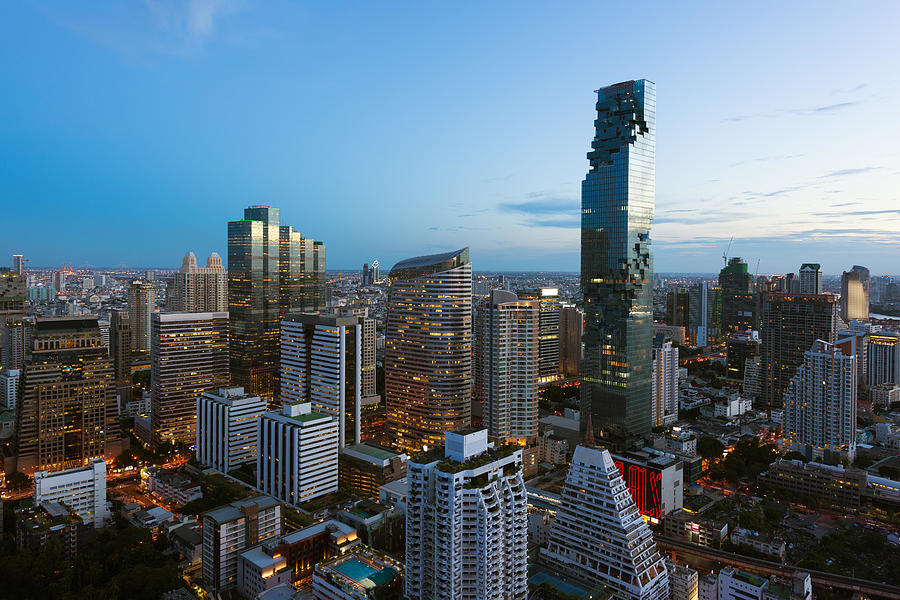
[3,2,900,273]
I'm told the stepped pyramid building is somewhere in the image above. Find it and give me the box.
[541,444,669,600]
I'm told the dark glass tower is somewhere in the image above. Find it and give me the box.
[279,226,327,315]
[228,206,280,400]
[581,80,655,439]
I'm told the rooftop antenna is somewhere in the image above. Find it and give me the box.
[722,236,733,266]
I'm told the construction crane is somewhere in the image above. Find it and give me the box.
[755,258,761,278]
[722,236,733,266]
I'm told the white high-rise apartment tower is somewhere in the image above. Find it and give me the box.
[405,429,528,600]
[475,290,540,442]
[651,334,679,427]
[783,337,857,464]
[196,386,268,473]
[172,251,228,312]
[799,263,823,294]
[541,444,669,600]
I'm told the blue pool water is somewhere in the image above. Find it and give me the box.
[335,558,378,582]
[529,571,590,598]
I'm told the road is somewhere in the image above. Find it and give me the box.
[657,535,900,599]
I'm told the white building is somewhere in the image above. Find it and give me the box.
[257,402,339,505]
[475,290,540,442]
[33,458,108,528]
[406,429,528,600]
[201,496,282,593]
[196,386,267,473]
[716,566,811,600]
[868,331,900,387]
[238,543,291,599]
[871,383,900,409]
[0,367,19,410]
[652,336,679,427]
[171,251,228,312]
[713,395,753,418]
[698,573,717,600]
[541,445,669,600]
[784,338,857,464]
[665,559,698,600]
[281,313,367,448]
[799,263,822,294]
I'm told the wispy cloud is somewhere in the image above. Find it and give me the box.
[818,167,883,178]
[723,97,866,123]
[497,194,580,229]
[831,83,867,95]
[729,154,804,167]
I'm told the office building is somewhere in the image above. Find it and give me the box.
[257,402,339,505]
[719,258,755,335]
[1,368,19,410]
[151,312,229,447]
[1,315,35,370]
[338,443,407,498]
[108,309,132,410]
[840,269,869,322]
[759,293,840,407]
[406,429,527,600]
[868,331,900,387]
[16,317,122,474]
[651,335,678,428]
[759,459,866,507]
[196,386,267,473]
[0,269,25,315]
[725,330,760,382]
[517,288,561,381]
[475,289,540,443]
[611,450,684,521]
[799,264,823,294]
[128,279,155,352]
[314,545,404,600]
[201,496,282,593]
[12,254,25,277]
[33,458,108,528]
[384,248,472,453]
[362,263,370,287]
[281,312,366,448]
[279,225,327,315]
[228,206,281,399]
[581,80,656,438]
[172,251,227,312]
[783,338,857,464]
[559,304,583,378]
[541,444,669,599]
[665,559,698,600]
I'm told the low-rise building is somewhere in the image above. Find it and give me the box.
[141,467,202,507]
[665,559,698,600]
[663,509,728,547]
[131,506,175,531]
[338,444,407,498]
[15,500,83,558]
[666,430,697,456]
[759,459,866,507]
[169,521,202,566]
[312,545,403,600]
[238,542,293,599]
[716,566,811,600]
[377,477,407,512]
[714,395,753,419]
[33,458,108,528]
[871,383,900,409]
[251,520,360,585]
[698,572,717,600]
[611,450,684,522]
[337,500,405,556]
[730,528,786,560]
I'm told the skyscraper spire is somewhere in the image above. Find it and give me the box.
[583,411,596,447]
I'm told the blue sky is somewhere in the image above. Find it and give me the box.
[2,1,899,275]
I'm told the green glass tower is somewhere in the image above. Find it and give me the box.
[719,257,755,334]
[279,226,326,314]
[228,206,281,399]
[581,80,655,439]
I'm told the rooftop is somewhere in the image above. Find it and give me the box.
[202,496,280,524]
[341,443,405,465]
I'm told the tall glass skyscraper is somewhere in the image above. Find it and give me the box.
[228,206,281,399]
[384,248,472,453]
[581,80,656,438]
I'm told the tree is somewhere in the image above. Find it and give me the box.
[698,436,725,460]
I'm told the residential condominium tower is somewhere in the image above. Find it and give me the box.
[580,79,656,438]
[384,248,472,453]
[541,444,669,599]
[151,311,229,447]
[799,263,823,294]
[475,290,540,443]
[405,429,528,600]
[16,316,122,474]
[280,312,366,448]
[517,287,561,381]
[128,279,155,352]
[172,251,228,312]
[651,334,678,427]
[783,337,857,464]
[108,309,132,410]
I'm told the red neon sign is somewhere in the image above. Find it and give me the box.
[614,460,662,520]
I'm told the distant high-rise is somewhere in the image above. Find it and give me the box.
[799,263,823,294]
[16,316,122,474]
[280,312,366,448]
[840,270,869,322]
[783,337,857,464]
[1,315,35,370]
[558,304,584,378]
[475,290,539,443]
[278,225,326,315]
[725,330,760,382]
[851,265,870,291]
[0,269,25,316]
[385,248,472,453]
[371,259,380,284]
[651,334,678,427]
[151,311,229,447]
[12,254,25,277]
[517,287,561,381]
[172,251,227,313]
[229,206,281,399]
[868,331,900,388]
[128,279,155,352]
[405,429,528,600]
[581,79,656,439]
[109,309,132,410]
[719,257,755,335]
[666,282,715,348]
[760,293,840,407]
[541,444,669,599]
[361,263,370,286]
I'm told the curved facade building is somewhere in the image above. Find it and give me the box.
[385,248,472,453]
